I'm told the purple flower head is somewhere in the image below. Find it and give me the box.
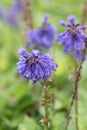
[17,48,58,83]
[56,15,87,60]
[26,14,57,49]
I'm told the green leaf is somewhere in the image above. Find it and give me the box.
[18,115,41,130]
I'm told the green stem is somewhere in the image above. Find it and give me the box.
[43,85,49,130]
[74,41,86,130]
[75,82,79,130]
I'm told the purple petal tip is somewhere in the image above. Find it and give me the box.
[44,13,50,21]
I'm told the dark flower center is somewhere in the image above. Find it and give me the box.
[28,56,39,63]
[69,24,80,33]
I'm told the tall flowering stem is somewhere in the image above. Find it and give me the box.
[22,0,33,30]
[66,39,87,130]
[22,0,33,42]
[17,48,58,130]
[56,15,87,130]
[81,2,87,25]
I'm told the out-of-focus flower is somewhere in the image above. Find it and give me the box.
[17,48,58,83]
[6,0,23,27]
[12,0,23,12]
[26,14,56,49]
[7,10,19,26]
[0,4,6,20]
[56,15,87,60]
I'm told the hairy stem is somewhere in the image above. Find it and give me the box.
[43,85,49,130]
[66,90,75,130]
[75,83,78,130]
[40,83,50,130]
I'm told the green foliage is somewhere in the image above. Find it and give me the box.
[0,0,87,130]
[18,115,41,130]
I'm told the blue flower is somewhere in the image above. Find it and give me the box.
[56,15,87,60]
[26,14,56,49]
[17,48,58,83]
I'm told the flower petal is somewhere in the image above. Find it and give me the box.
[68,15,75,25]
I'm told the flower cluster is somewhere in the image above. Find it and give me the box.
[17,14,87,83]
[56,15,87,60]
[26,14,56,49]
[17,48,58,83]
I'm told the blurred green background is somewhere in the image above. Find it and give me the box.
[0,0,87,130]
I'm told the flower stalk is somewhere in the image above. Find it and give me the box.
[66,38,87,130]
[43,85,49,130]
[39,82,53,130]
[22,0,33,30]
